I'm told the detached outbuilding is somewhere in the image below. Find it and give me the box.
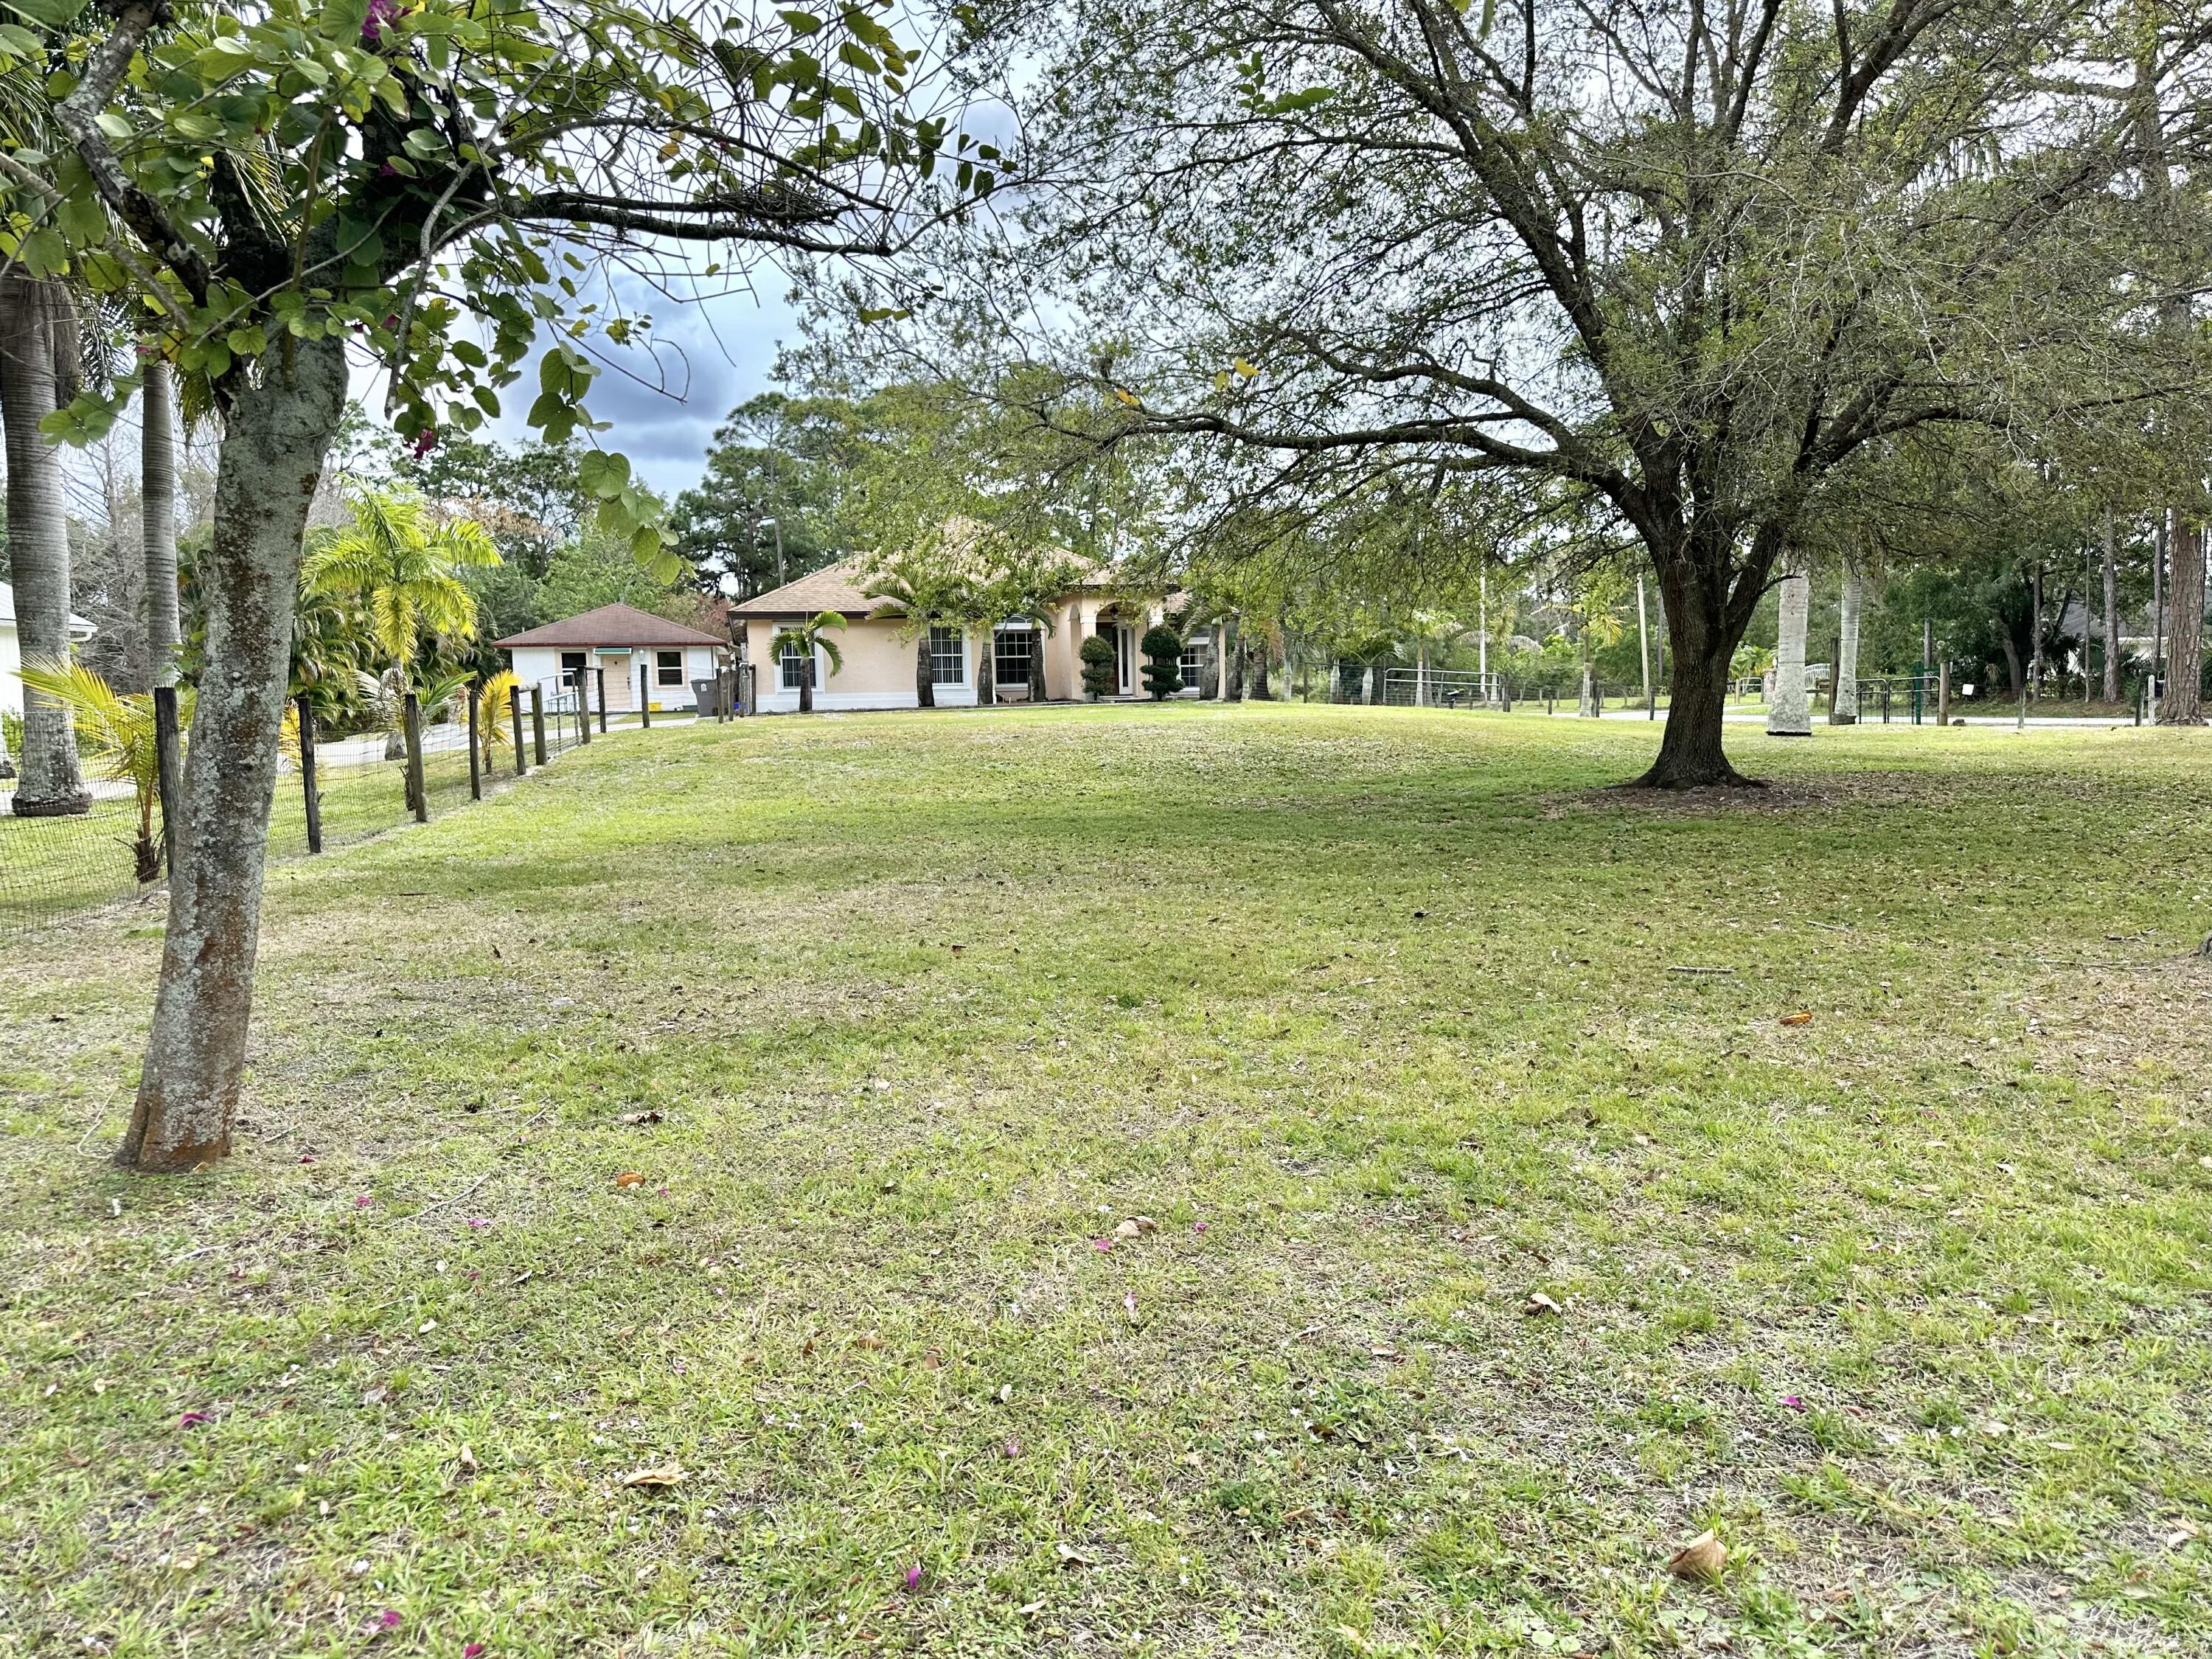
[494,603,727,714]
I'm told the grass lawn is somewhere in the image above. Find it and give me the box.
[4,703,2210,1658]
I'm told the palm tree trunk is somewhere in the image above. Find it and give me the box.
[1,274,90,815]
[1767,557,1812,735]
[1829,563,1861,724]
[2103,509,2121,703]
[915,633,934,708]
[975,625,995,705]
[121,330,350,1172]
[142,359,181,687]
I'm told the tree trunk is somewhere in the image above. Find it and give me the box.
[120,333,350,1172]
[915,632,934,708]
[1997,633,2021,698]
[1830,563,1861,724]
[799,655,815,714]
[975,625,995,706]
[2102,509,2120,702]
[1,274,90,815]
[142,360,181,686]
[2160,516,2205,724]
[1767,557,1811,735]
[1634,546,1763,788]
[1225,619,1245,701]
[1251,639,1271,700]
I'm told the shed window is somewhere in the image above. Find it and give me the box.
[560,650,588,675]
[929,625,966,686]
[655,649,685,686]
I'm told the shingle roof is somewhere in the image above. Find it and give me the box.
[493,602,727,650]
[727,557,879,619]
[729,552,1125,619]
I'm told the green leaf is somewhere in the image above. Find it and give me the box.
[577,449,631,500]
[94,110,133,140]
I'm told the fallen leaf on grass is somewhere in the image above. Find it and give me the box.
[456,1444,478,1472]
[620,1464,686,1488]
[1369,1344,1404,1361]
[1667,1530,1726,1583]
[852,1332,886,1350]
[617,1110,664,1125]
[1779,1010,1813,1026]
[920,1350,944,1370]
[1113,1215,1159,1239]
[1523,1292,1564,1317]
[613,1172,647,1189]
[1054,1543,1096,1568]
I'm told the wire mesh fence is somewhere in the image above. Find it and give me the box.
[1,673,618,939]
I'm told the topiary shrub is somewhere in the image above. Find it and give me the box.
[1140,625,1183,700]
[1079,633,1117,700]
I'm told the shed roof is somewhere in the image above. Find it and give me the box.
[493,603,726,650]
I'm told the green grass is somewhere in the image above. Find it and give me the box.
[4,704,2210,1657]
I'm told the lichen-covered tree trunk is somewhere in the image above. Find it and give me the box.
[142,359,181,686]
[974,625,995,706]
[2157,518,2204,725]
[1830,563,1862,725]
[120,334,349,1172]
[1,274,90,815]
[1767,557,1812,736]
[914,634,933,708]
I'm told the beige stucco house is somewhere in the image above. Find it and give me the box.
[731,557,1214,713]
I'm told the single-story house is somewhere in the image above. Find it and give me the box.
[730,556,1215,714]
[1,580,97,717]
[493,603,728,713]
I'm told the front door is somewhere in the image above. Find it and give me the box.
[1116,624,1137,696]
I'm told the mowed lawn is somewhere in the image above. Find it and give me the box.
[4,704,2211,1658]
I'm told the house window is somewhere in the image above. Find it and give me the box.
[995,627,1037,686]
[929,625,966,686]
[560,650,588,675]
[1180,638,1211,690]
[655,649,684,686]
[779,633,814,689]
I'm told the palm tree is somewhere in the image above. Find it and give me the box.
[768,612,846,714]
[967,546,1083,706]
[1,272,91,815]
[862,553,970,709]
[16,659,189,883]
[302,491,501,722]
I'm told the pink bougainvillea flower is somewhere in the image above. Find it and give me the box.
[411,427,438,460]
[1124,1292,1138,1317]
[178,1410,211,1428]
[464,1646,485,1658]
[353,1195,375,1208]
[378,1609,401,1630]
[1090,1237,1113,1252]
[465,1217,490,1228]
[1780,1395,1806,1411]
[361,0,401,43]
[1192,1220,1207,1234]
[299,1155,316,1165]
[905,1564,922,1591]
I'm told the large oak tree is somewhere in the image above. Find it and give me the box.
[880,0,2208,782]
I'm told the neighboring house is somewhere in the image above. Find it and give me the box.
[494,603,728,714]
[0,580,97,717]
[731,555,1214,714]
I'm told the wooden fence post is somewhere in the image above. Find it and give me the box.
[531,686,548,766]
[574,669,592,745]
[152,685,183,880]
[597,667,609,733]
[510,686,529,775]
[298,692,323,854]
[403,691,428,823]
[640,664,651,728]
[467,680,481,800]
